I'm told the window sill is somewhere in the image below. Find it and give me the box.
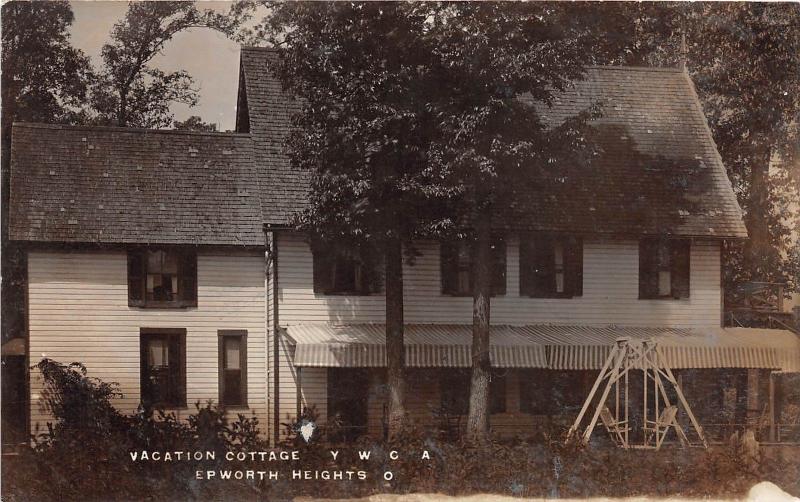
[316,291,382,297]
[522,294,581,299]
[441,292,507,298]
[145,404,189,410]
[638,296,690,301]
[129,301,197,309]
[223,405,249,411]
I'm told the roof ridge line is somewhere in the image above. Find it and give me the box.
[241,45,277,52]
[586,64,684,73]
[12,122,251,138]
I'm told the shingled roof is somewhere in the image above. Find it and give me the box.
[239,47,747,238]
[9,123,264,245]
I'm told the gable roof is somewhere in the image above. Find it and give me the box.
[239,47,304,227]
[9,123,264,246]
[239,47,747,238]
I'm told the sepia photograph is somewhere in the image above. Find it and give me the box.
[1,1,799,501]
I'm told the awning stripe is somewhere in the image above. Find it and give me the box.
[286,324,800,371]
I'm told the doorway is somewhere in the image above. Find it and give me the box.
[327,368,369,442]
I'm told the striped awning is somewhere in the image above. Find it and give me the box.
[285,324,800,371]
[285,324,548,368]
[539,326,797,370]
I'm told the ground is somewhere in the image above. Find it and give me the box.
[294,481,798,502]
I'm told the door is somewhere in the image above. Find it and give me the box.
[327,368,369,442]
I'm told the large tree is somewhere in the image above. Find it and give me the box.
[265,2,448,438]
[1,0,93,342]
[90,2,240,128]
[618,3,800,301]
[262,2,639,443]
[420,3,633,443]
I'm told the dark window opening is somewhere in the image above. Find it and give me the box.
[128,248,197,308]
[639,239,690,299]
[312,245,383,295]
[519,369,597,415]
[441,236,506,296]
[440,369,507,415]
[327,368,369,442]
[519,234,583,298]
[140,329,186,408]
[219,330,247,407]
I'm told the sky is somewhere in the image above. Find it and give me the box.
[69,1,247,132]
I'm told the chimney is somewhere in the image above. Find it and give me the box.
[678,33,688,72]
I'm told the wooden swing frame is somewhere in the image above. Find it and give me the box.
[566,337,708,450]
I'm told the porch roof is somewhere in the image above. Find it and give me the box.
[284,324,800,371]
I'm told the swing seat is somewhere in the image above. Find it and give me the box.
[646,405,678,449]
[600,406,629,446]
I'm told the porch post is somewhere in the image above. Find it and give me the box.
[297,367,302,418]
[746,368,760,431]
[768,372,776,442]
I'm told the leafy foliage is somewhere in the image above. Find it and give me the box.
[89,2,243,129]
[5,359,266,501]
[0,1,93,344]
[173,115,218,132]
[4,360,800,500]
[0,0,92,134]
[616,4,800,296]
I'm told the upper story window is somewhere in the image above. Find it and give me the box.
[128,248,197,308]
[312,245,383,295]
[440,237,506,296]
[639,238,690,299]
[519,234,583,298]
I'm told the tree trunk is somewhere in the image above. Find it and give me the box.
[743,147,772,282]
[466,210,492,444]
[385,233,406,439]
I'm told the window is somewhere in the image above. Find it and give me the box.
[639,238,690,299]
[441,237,506,296]
[519,235,583,298]
[219,331,247,407]
[128,248,197,308]
[312,245,383,295]
[440,369,506,415]
[519,370,596,415]
[140,329,186,407]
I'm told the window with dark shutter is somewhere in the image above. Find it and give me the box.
[219,330,247,407]
[519,235,583,298]
[670,240,691,299]
[140,329,186,408]
[440,236,506,296]
[128,248,197,308]
[312,245,383,295]
[639,238,690,299]
[128,252,145,303]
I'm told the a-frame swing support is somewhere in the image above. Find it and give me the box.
[566,337,707,450]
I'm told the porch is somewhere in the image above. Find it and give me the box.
[283,324,800,444]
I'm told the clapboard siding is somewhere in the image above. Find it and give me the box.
[27,250,268,435]
[278,232,722,328]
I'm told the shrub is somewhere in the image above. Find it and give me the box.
[4,360,799,501]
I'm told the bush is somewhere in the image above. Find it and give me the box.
[4,359,799,501]
[3,359,266,501]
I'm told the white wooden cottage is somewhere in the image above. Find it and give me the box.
[8,47,800,444]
